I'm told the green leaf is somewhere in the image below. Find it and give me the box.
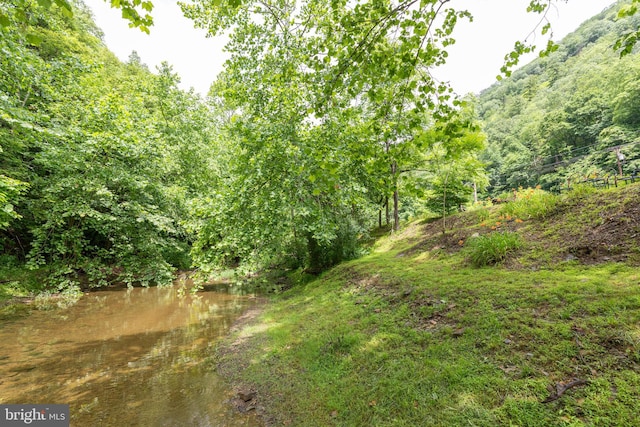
[541,23,551,36]
[53,0,73,15]
[37,0,53,9]
[26,33,43,46]
[0,13,10,27]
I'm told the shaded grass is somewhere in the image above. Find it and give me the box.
[217,246,640,426]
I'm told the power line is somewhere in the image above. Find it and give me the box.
[490,139,640,187]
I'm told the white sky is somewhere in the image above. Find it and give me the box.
[86,0,616,97]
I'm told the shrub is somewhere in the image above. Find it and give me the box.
[501,187,558,220]
[467,231,522,267]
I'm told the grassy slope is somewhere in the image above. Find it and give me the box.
[226,185,639,425]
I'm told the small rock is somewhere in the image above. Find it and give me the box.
[525,352,534,359]
[504,339,512,345]
[238,404,256,413]
[452,328,465,337]
[238,390,256,402]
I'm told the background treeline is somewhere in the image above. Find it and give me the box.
[477,0,640,194]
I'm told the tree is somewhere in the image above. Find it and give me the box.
[420,104,487,230]
[182,0,595,270]
[0,0,153,33]
[0,0,220,288]
[180,0,468,270]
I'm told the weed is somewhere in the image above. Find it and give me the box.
[0,265,47,303]
[466,232,522,266]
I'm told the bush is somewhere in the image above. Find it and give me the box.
[501,187,558,220]
[467,231,522,267]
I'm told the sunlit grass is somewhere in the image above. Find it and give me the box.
[216,250,640,425]
[214,185,640,426]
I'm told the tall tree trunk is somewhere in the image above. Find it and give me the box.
[393,188,399,231]
[391,160,399,231]
[473,181,478,204]
[441,169,451,234]
[385,196,390,226]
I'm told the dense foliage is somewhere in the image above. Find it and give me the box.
[1,0,639,290]
[477,0,640,194]
[0,0,214,288]
[182,0,493,272]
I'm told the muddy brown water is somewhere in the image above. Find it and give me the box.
[0,284,262,426]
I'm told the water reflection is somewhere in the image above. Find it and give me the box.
[0,286,262,426]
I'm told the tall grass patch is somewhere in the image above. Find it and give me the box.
[467,231,522,266]
[501,187,558,220]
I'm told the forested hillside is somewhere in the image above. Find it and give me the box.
[478,0,640,194]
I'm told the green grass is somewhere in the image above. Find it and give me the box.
[466,231,522,266]
[214,184,640,425]
[216,241,640,426]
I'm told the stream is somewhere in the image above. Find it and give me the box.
[0,284,263,426]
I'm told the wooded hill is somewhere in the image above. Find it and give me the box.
[477,0,640,195]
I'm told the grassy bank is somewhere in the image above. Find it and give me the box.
[216,185,640,426]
